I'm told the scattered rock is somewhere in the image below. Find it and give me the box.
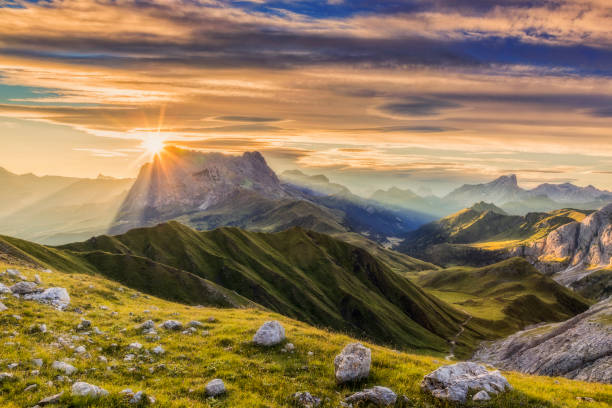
[207,316,217,323]
[0,283,11,294]
[0,372,15,382]
[253,321,285,346]
[291,391,321,407]
[24,383,38,392]
[32,358,43,367]
[188,320,203,328]
[24,287,70,310]
[0,302,7,312]
[37,392,63,406]
[71,381,109,398]
[10,281,38,295]
[205,379,226,397]
[421,362,512,403]
[345,386,397,406]
[334,343,371,383]
[139,320,155,331]
[160,320,183,331]
[74,345,86,354]
[128,342,143,350]
[34,275,42,284]
[152,345,165,355]
[577,396,595,402]
[29,323,47,334]
[473,390,491,401]
[76,320,91,331]
[51,361,77,375]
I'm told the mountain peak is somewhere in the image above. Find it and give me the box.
[491,174,518,186]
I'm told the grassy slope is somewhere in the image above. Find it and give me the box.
[414,258,591,336]
[0,262,610,408]
[58,222,471,355]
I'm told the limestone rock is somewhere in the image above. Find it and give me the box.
[421,362,511,403]
[205,378,226,397]
[10,281,38,295]
[253,321,285,346]
[24,287,70,310]
[291,391,321,407]
[51,361,77,375]
[345,386,397,406]
[37,392,63,406]
[473,390,491,401]
[334,343,371,383]
[161,320,183,331]
[71,381,109,398]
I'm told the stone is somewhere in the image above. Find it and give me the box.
[0,372,15,382]
[128,342,143,350]
[24,383,38,392]
[253,321,285,346]
[76,320,91,331]
[188,320,203,327]
[152,345,165,355]
[5,268,20,277]
[0,283,11,294]
[421,362,512,404]
[37,392,63,406]
[74,345,86,354]
[334,343,371,383]
[34,275,42,284]
[71,381,109,398]
[205,378,226,397]
[139,320,155,331]
[51,361,77,375]
[160,320,183,330]
[207,316,217,323]
[29,324,47,333]
[32,358,43,367]
[291,391,321,407]
[24,287,70,310]
[473,390,491,401]
[345,386,397,406]
[10,281,38,295]
[0,302,7,312]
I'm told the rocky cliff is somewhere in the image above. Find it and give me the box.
[473,298,611,384]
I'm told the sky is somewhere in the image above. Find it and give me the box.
[0,0,611,195]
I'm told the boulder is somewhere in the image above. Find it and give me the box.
[334,343,371,383]
[344,386,397,406]
[473,390,491,401]
[152,345,165,355]
[51,361,77,375]
[0,283,11,294]
[291,391,321,407]
[71,382,109,398]
[0,372,15,382]
[205,379,226,397]
[76,320,91,331]
[36,392,63,406]
[128,342,143,350]
[253,321,285,346]
[0,301,7,312]
[421,362,511,403]
[160,320,183,330]
[188,320,203,328]
[139,320,155,331]
[24,287,70,310]
[10,281,38,295]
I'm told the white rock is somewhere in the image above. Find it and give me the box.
[152,345,165,355]
[76,320,91,331]
[160,320,182,330]
[32,358,43,367]
[0,302,7,312]
[291,391,321,407]
[74,346,86,354]
[0,373,15,382]
[52,361,77,375]
[334,343,371,383]
[253,321,285,346]
[421,362,512,403]
[473,390,491,401]
[188,320,203,327]
[34,275,42,284]
[98,356,108,363]
[205,378,226,397]
[0,283,11,294]
[71,381,108,398]
[5,269,20,277]
[10,281,38,294]
[24,287,70,310]
[128,342,143,350]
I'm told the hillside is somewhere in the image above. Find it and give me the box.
[414,258,590,337]
[397,203,590,266]
[57,222,473,354]
[1,262,610,407]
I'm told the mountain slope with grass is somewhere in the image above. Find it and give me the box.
[414,258,590,332]
[57,222,473,354]
[1,261,610,407]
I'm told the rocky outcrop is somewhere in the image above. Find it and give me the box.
[344,386,397,406]
[334,343,371,383]
[473,298,611,383]
[253,321,285,346]
[420,362,512,403]
[511,203,612,285]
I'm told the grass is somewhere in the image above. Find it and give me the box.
[1,262,610,408]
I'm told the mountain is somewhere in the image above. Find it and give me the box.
[0,261,607,406]
[474,298,611,384]
[111,148,433,243]
[0,169,133,245]
[396,202,590,266]
[60,221,476,354]
[444,175,525,208]
[510,203,612,288]
[530,183,612,203]
[414,258,590,338]
[369,187,458,217]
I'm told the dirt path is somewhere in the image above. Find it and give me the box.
[445,314,472,360]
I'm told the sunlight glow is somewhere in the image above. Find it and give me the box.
[141,135,166,156]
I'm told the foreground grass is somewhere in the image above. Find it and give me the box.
[0,263,610,407]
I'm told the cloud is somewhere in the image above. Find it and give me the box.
[378,98,461,117]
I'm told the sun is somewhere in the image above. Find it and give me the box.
[141,135,166,156]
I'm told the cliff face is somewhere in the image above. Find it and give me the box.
[473,298,612,384]
[110,148,288,234]
[511,204,612,285]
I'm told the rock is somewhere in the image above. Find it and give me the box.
[98,356,108,363]
[160,320,183,330]
[473,298,612,384]
[0,302,7,312]
[93,327,103,335]
[128,342,143,350]
[207,316,217,323]
[7,363,18,369]
[421,362,512,403]
[188,320,203,327]
[0,372,15,382]
[71,381,109,398]
[24,383,38,392]
[127,390,154,404]
[139,320,155,331]
[205,378,226,397]
[34,275,42,284]
[291,391,321,407]
[284,343,295,352]
[152,345,165,355]
[24,287,70,309]
[51,361,77,375]
[253,321,285,346]
[76,320,91,331]
[473,390,491,401]
[29,324,47,334]
[74,345,86,354]
[334,343,371,383]
[10,281,38,295]
[345,386,397,406]
[37,392,63,406]
[0,283,11,294]
[32,358,43,367]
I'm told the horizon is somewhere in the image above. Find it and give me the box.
[1,0,612,194]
